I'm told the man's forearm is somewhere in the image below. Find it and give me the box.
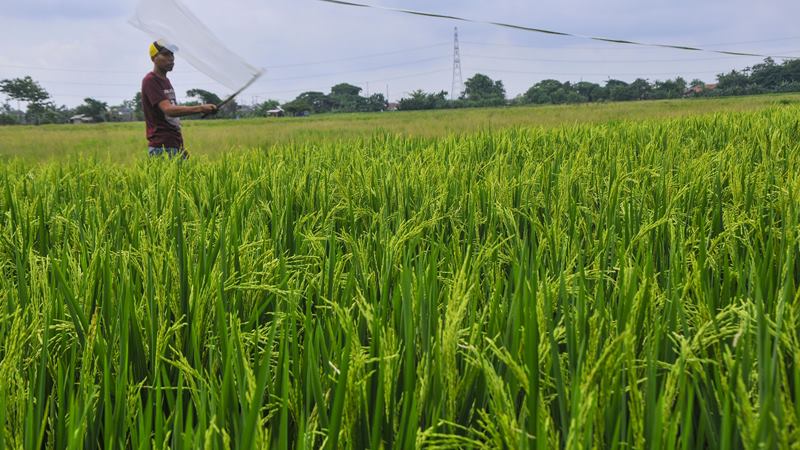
[163,104,210,117]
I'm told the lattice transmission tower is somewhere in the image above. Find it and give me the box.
[451,27,463,101]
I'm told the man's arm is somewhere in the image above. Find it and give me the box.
[159,100,216,117]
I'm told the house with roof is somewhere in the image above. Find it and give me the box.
[69,114,94,124]
[685,83,718,96]
[267,106,285,117]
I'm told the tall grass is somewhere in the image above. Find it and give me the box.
[1,105,799,449]
[2,93,800,163]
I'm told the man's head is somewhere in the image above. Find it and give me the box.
[149,39,178,73]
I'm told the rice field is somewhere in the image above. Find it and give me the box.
[2,93,800,163]
[1,99,799,449]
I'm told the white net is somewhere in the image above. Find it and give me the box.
[129,0,263,94]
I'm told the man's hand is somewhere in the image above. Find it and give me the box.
[199,104,217,114]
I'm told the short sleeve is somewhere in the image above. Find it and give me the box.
[142,76,168,107]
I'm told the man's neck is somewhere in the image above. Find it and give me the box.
[153,67,169,79]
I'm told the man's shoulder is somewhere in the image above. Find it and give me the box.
[142,72,171,87]
[142,72,157,89]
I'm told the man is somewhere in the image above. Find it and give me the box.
[141,39,216,158]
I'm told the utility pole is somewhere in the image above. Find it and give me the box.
[451,27,463,101]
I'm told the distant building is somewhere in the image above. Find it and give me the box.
[386,102,399,111]
[110,106,134,121]
[685,83,718,96]
[69,114,94,124]
[267,106,285,117]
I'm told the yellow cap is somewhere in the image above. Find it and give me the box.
[149,40,179,59]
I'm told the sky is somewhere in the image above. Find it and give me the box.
[1,0,799,108]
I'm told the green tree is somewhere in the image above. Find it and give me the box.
[0,102,19,125]
[130,92,145,121]
[330,83,362,97]
[628,78,652,100]
[296,91,333,114]
[716,70,751,93]
[329,83,364,112]
[362,93,387,112]
[749,58,782,89]
[186,88,222,105]
[463,73,506,105]
[782,59,800,84]
[650,77,686,99]
[26,102,67,124]
[254,99,282,116]
[523,79,586,104]
[74,97,109,122]
[574,81,606,102]
[606,79,635,101]
[399,90,431,110]
[0,76,50,106]
[186,88,239,118]
[282,98,312,116]
[398,90,449,110]
[0,76,52,124]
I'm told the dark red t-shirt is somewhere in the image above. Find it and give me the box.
[141,72,183,148]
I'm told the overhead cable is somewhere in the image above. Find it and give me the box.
[316,0,799,59]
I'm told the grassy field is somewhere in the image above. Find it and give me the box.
[1,96,800,449]
[1,92,800,162]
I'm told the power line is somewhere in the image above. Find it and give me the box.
[6,38,794,104]
[0,64,194,75]
[263,56,447,82]
[461,53,764,64]
[461,41,800,57]
[35,93,133,100]
[3,37,792,78]
[16,56,448,89]
[315,0,799,59]
[700,36,800,48]
[28,79,154,87]
[269,42,449,68]
[248,68,450,97]
[0,42,450,75]
[464,67,726,77]
[364,68,449,83]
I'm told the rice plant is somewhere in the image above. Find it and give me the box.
[0,105,799,449]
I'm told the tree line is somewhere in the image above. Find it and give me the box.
[400,57,800,110]
[2,57,799,124]
[0,80,272,125]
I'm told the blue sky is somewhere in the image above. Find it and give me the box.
[1,0,798,107]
